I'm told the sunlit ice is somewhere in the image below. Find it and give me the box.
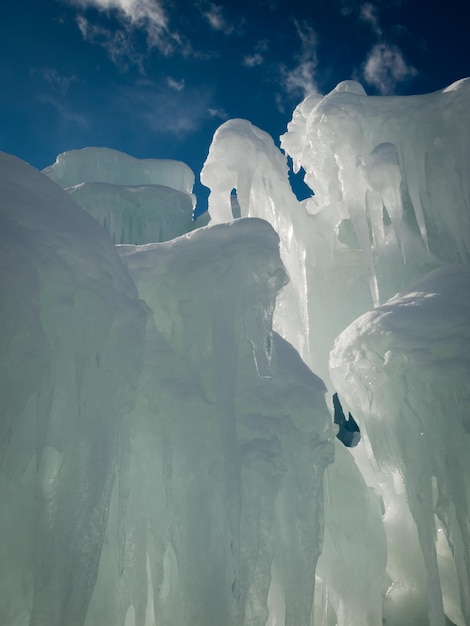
[1,78,469,626]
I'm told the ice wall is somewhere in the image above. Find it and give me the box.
[0,152,334,626]
[201,79,470,625]
[44,147,194,193]
[0,152,147,626]
[104,218,334,626]
[202,80,470,383]
[330,265,470,626]
[2,74,470,626]
[201,119,315,368]
[282,79,470,268]
[44,147,203,244]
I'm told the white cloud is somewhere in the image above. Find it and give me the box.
[281,20,319,97]
[73,0,167,34]
[70,0,191,60]
[118,82,217,136]
[359,2,382,36]
[36,94,90,128]
[207,107,227,119]
[167,76,185,91]
[242,53,263,68]
[32,68,78,94]
[242,40,268,68]
[201,3,233,34]
[76,15,146,70]
[363,42,417,94]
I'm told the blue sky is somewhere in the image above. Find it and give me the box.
[1,0,468,212]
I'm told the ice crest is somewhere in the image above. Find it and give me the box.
[44,147,202,244]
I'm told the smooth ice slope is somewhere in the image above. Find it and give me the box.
[330,265,470,626]
[44,148,201,244]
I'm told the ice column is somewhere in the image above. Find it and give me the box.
[330,265,470,626]
[0,153,146,626]
[115,218,335,626]
[200,119,316,370]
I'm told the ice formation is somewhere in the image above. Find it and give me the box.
[44,147,204,244]
[201,78,470,625]
[1,76,470,626]
[202,79,470,382]
[113,221,333,626]
[0,152,147,626]
[0,152,333,626]
[330,265,470,626]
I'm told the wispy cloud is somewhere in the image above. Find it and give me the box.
[359,2,382,36]
[242,40,268,68]
[339,0,404,18]
[243,53,263,67]
[337,1,418,94]
[207,107,227,119]
[118,82,219,136]
[363,42,417,93]
[76,15,146,70]
[201,3,233,34]
[280,20,319,97]
[167,76,185,91]
[71,0,170,48]
[31,67,87,127]
[31,67,78,95]
[69,0,193,67]
[71,0,167,24]
[338,0,359,17]
[36,93,90,128]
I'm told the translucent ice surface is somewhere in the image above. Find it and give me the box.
[202,79,470,625]
[330,265,470,626]
[44,148,202,244]
[0,153,333,626]
[202,80,470,384]
[44,147,194,193]
[1,75,470,626]
[0,152,147,626]
[113,219,334,626]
